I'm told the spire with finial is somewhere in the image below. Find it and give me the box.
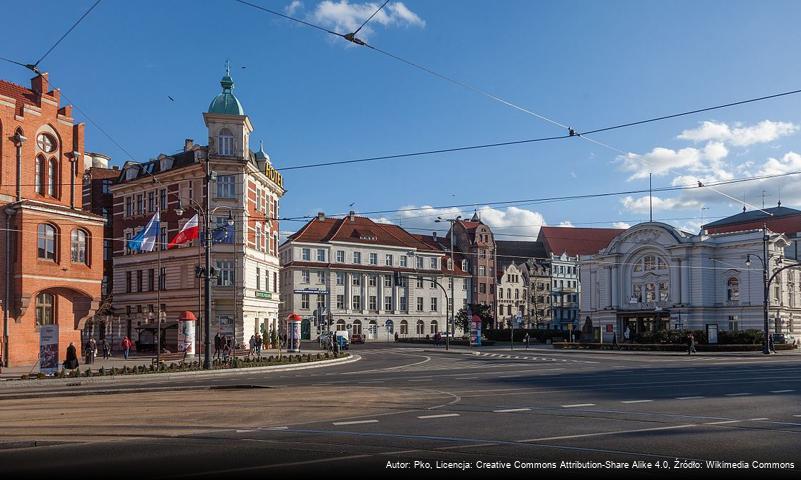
[471,209,480,222]
[208,60,244,115]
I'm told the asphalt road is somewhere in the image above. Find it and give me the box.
[1,343,800,478]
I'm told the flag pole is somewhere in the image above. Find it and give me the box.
[156,208,162,366]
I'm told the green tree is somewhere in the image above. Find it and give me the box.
[456,304,494,332]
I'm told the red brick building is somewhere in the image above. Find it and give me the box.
[0,73,104,367]
[450,211,497,323]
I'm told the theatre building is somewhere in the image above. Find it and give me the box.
[0,73,104,367]
[579,220,801,342]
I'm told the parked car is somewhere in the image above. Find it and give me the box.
[351,334,365,344]
[772,333,787,344]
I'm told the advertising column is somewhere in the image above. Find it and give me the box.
[287,313,302,353]
[39,324,59,375]
[470,311,482,347]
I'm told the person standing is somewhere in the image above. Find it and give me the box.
[687,332,696,355]
[248,335,256,358]
[255,333,262,357]
[213,332,222,360]
[101,338,111,360]
[64,342,79,370]
[85,337,96,365]
[121,336,132,360]
[524,332,530,350]
[623,327,630,344]
[769,334,776,353]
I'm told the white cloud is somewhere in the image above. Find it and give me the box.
[558,221,575,227]
[678,120,798,147]
[756,151,801,176]
[285,0,303,15]
[611,221,631,229]
[619,147,704,180]
[377,205,546,239]
[621,195,700,213]
[311,1,424,40]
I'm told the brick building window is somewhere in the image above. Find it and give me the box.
[35,293,55,325]
[218,129,234,156]
[37,224,57,260]
[70,229,88,264]
[35,156,45,195]
[47,159,57,197]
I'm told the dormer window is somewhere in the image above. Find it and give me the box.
[218,128,234,156]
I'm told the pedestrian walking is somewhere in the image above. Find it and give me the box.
[101,338,110,360]
[63,342,79,370]
[248,335,256,358]
[85,337,96,365]
[255,333,262,357]
[121,336,132,360]
[434,331,442,347]
[687,333,696,355]
[524,332,530,350]
[623,327,630,344]
[214,332,222,360]
[223,340,231,363]
[769,334,776,353]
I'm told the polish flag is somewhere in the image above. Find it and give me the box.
[167,214,199,249]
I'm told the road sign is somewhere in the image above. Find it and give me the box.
[293,288,329,294]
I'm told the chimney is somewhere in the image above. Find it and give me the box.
[349,210,355,222]
[31,73,49,95]
[184,138,194,152]
[432,231,438,241]
[317,211,326,221]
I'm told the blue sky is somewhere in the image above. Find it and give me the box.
[5,0,801,239]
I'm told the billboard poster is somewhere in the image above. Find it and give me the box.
[178,319,195,354]
[470,313,482,347]
[287,319,301,353]
[39,324,59,375]
[218,316,234,336]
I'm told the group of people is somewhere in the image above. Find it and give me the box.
[213,333,238,361]
[62,335,134,370]
[248,334,264,358]
[82,337,113,364]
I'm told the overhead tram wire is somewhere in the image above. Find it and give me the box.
[33,0,103,69]
[352,0,390,36]
[231,0,623,154]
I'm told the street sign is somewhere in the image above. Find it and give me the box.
[255,291,272,299]
[293,288,329,294]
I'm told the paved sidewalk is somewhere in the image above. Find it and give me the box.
[0,347,329,380]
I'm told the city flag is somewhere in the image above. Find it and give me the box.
[211,223,235,244]
[167,214,199,249]
[127,211,160,252]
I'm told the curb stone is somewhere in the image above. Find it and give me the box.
[0,354,359,390]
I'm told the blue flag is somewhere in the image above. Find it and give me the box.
[212,223,234,244]
[128,211,160,252]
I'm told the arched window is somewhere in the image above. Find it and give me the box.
[400,320,408,335]
[35,155,46,194]
[48,158,57,197]
[218,128,234,155]
[35,292,55,325]
[499,288,503,299]
[71,229,88,264]
[462,259,468,272]
[352,319,362,335]
[430,320,438,334]
[336,319,345,331]
[727,277,740,302]
[416,320,425,335]
[37,224,56,260]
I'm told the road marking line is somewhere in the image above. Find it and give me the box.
[437,443,499,450]
[562,403,596,408]
[676,396,705,400]
[262,426,288,430]
[622,400,653,404]
[725,393,752,397]
[770,389,795,393]
[418,413,460,419]
[519,424,696,443]
[749,418,769,421]
[408,378,433,382]
[793,415,801,418]
[236,429,256,433]
[704,420,741,425]
[333,420,378,426]
[493,408,531,413]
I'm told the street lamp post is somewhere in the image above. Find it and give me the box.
[746,223,773,355]
[176,194,235,369]
[436,216,461,351]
